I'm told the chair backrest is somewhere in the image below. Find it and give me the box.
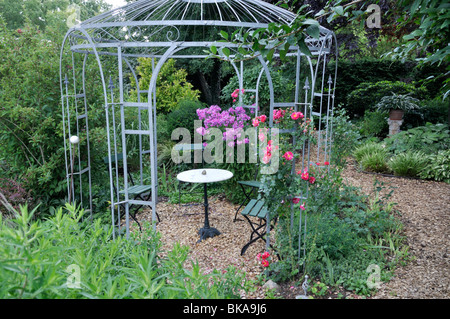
[103,153,136,185]
[103,153,124,164]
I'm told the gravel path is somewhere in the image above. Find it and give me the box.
[341,161,450,299]
[135,161,450,299]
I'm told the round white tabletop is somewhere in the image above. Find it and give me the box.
[177,168,233,184]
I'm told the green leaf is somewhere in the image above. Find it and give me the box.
[410,0,422,14]
[332,6,344,16]
[306,24,320,39]
[221,47,230,58]
[266,48,275,62]
[302,18,319,26]
[314,9,325,17]
[219,30,228,41]
[298,40,312,57]
[238,46,247,55]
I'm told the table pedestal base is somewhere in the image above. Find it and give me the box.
[198,227,221,242]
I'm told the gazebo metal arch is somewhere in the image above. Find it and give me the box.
[59,0,338,242]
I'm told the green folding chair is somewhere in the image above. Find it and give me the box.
[104,153,160,232]
[233,163,261,222]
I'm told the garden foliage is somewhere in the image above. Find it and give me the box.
[130,58,201,114]
[352,123,449,182]
[249,107,407,295]
[0,204,247,298]
[346,80,427,117]
[0,23,66,208]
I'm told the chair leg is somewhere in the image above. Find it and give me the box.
[122,192,160,233]
[135,192,160,223]
[118,205,142,233]
[240,214,267,255]
[240,216,280,256]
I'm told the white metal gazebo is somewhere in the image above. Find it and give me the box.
[60,0,338,240]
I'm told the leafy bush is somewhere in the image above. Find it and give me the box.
[0,23,67,206]
[221,64,296,114]
[0,204,247,298]
[357,110,389,138]
[403,99,449,129]
[353,142,388,163]
[131,58,201,114]
[384,123,449,155]
[267,166,406,295]
[360,151,390,173]
[346,80,427,117]
[387,151,427,178]
[330,107,361,167]
[166,99,207,142]
[420,150,450,183]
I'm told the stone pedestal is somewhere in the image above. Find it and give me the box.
[388,119,403,136]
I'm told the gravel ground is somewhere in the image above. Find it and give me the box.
[132,160,450,299]
[341,161,450,299]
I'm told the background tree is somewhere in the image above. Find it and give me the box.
[0,0,112,213]
[0,0,111,31]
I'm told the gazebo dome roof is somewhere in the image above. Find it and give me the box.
[70,0,330,47]
[81,0,297,27]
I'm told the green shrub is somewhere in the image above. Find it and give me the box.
[301,182,404,295]
[384,123,449,155]
[0,24,69,207]
[221,63,296,113]
[166,99,207,141]
[387,151,427,178]
[346,80,427,117]
[330,107,362,168]
[360,151,390,173]
[420,150,450,183]
[358,110,389,138]
[353,142,387,163]
[403,99,449,129]
[0,204,247,298]
[131,58,201,114]
[268,168,407,295]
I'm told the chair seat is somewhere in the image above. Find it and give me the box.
[238,180,261,188]
[119,184,152,195]
[241,199,267,219]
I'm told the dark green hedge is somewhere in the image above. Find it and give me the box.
[326,59,447,117]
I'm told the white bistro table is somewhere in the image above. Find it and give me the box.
[176,168,233,242]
